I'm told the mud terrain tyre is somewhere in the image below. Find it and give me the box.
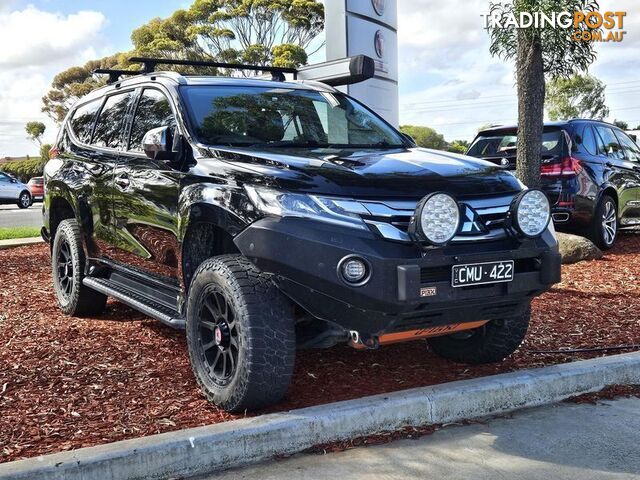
[186,255,295,412]
[52,219,107,316]
[427,305,530,364]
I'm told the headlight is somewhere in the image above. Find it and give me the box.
[510,189,551,238]
[409,192,461,245]
[245,186,369,230]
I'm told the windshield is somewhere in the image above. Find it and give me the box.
[181,85,406,149]
[468,131,563,157]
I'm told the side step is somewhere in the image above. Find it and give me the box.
[83,277,186,329]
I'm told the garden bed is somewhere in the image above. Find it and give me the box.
[1,232,639,463]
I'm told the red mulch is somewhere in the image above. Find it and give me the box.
[1,232,639,463]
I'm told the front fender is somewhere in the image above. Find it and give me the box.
[177,182,259,243]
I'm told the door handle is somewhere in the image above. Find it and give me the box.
[114,175,130,189]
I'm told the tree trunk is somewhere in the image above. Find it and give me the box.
[515,29,545,189]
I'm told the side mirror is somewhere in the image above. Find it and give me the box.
[142,126,174,161]
[10,178,17,183]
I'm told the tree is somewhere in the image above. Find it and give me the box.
[399,125,448,150]
[40,143,53,162]
[25,121,46,146]
[43,1,324,122]
[42,54,125,123]
[130,0,324,68]
[546,74,609,120]
[448,140,470,154]
[488,0,598,188]
[613,119,628,130]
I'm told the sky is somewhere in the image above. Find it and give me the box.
[0,0,639,156]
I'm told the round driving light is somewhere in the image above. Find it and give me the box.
[410,193,461,245]
[338,256,371,286]
[512,189,551,238]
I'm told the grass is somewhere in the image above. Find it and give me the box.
[0,226,41,240]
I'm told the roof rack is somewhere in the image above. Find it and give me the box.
[92,55,377,87]
[93,68,143,84]
[129,57,297,81]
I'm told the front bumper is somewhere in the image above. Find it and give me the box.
[234,217,561,335]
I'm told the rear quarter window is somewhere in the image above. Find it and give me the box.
[69,98,102,144]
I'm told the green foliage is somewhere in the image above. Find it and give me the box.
[44,1,324,122]
[40,143,53,163]
[130,0,323,67]
[613,119,628,130]
[0,227,42,240]
[488,0,599,78]
[0,157,45,182]
[400,125,448,150]
[546,74,609,120]
[25,121,46,145]
[447,140,470,154]
[42,53,127,123]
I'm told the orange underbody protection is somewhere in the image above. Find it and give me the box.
[350,320,489,350]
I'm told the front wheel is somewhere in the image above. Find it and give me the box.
[52,219,107,316]
[186,255,296,412]
[17,191,31,209]
[427,305,530,364]
[588,195,617,250]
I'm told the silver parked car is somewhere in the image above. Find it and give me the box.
[0,171,32,208]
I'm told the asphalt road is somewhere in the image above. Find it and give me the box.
[0,203,43,229]
[204,397,640,480]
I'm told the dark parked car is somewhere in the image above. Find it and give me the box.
[468,120,640,249]
[43,57,561,412]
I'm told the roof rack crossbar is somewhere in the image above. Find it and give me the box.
[93,69,143,84]
[128,57,298,81]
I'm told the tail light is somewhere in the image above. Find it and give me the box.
[540,156,582,177]
[49,146,60,158]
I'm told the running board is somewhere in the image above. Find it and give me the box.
[83,277,186,329]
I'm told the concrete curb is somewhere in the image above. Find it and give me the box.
[2,352,639,480]
[0,237,43,250]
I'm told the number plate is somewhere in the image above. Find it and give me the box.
[451,261,514,288]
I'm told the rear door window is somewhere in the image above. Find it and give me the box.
[70,98,102,144]
[581,125,598,155]
[614,130,640,162]
[594,126,625,160]
[92,92,134,149]
[128,89,177,152]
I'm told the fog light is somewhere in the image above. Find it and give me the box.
[338,256,371,286]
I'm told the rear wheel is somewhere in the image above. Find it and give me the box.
[186,255,295,412]
[17,191,31,209]
[52,219,107,316]
[427,305,530,364]
[588,195,617,250]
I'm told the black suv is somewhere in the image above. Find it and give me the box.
[43,57,561,412]
[468,120,640,249]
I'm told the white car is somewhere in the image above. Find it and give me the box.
[0,171,32,208]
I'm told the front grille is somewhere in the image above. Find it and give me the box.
[355,195,515,244]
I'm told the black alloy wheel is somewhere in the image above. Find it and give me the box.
[198,285,240,386]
